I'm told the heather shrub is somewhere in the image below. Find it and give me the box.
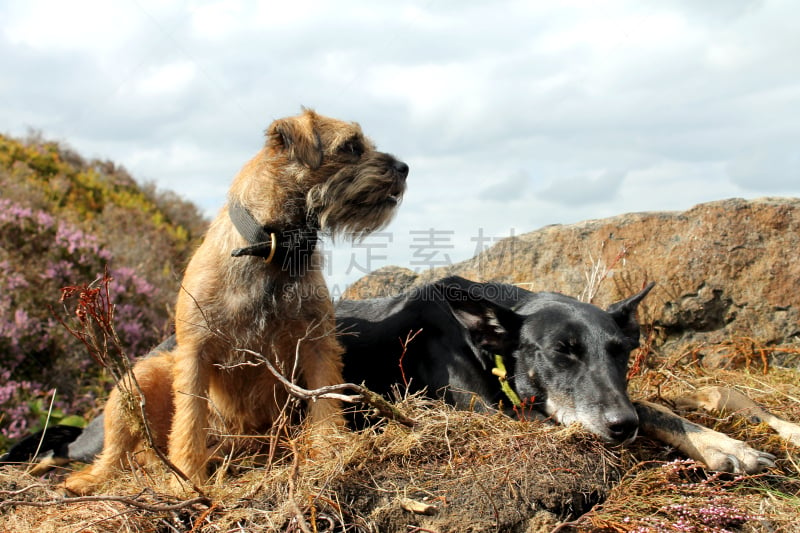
[0,133,206,449]
[0,198,166,444]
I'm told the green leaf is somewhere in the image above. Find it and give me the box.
[56,415,87,428]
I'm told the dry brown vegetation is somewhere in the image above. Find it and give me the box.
[2,343,799,532]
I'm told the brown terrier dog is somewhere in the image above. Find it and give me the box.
[65,109,408,494]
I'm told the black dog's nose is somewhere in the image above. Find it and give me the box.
[606,413,639,443]
[393,160,409,178]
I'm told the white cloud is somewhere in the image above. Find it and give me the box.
[190,0,244,39]
[538,171,627,206]
[537,9,689,56]
[481,170,531,202]
[3,1,135,51]
[133,61,197,96]
[727,147,799,191]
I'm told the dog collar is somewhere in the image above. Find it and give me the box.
[491,354,523,407]
[228,202,318,267]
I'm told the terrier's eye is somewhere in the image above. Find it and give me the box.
[339,140,363,157]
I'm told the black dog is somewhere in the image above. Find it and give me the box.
[2,277,775,475]
[340,276,649,443]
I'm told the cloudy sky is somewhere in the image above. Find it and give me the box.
[2,0,798,291]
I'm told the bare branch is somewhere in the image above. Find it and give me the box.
[399,328,423,388]
[0,494,211,512]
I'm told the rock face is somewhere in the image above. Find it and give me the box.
[345,197,800,364]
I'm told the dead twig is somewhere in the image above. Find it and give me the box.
[399,329,423,388]
[0,483,47,497]
[0,494,211,512]
[189,501,220,533]
[581,242,629,304]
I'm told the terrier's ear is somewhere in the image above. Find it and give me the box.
[266,111,323,169]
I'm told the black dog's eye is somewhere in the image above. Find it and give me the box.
[339,140,364,157]
[556,338,583,358]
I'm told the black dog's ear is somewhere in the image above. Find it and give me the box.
[265,109,323,169]
[606,282,655,342]
[438,282,523,354]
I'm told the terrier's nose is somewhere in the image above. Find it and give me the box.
[393,160,409,178]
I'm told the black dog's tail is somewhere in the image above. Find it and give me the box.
[0,425,83,464]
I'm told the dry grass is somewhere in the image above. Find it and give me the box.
[2,397,621,532]
[576,458,800,532]
[2,344,799,532]
[588,340,800,533]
